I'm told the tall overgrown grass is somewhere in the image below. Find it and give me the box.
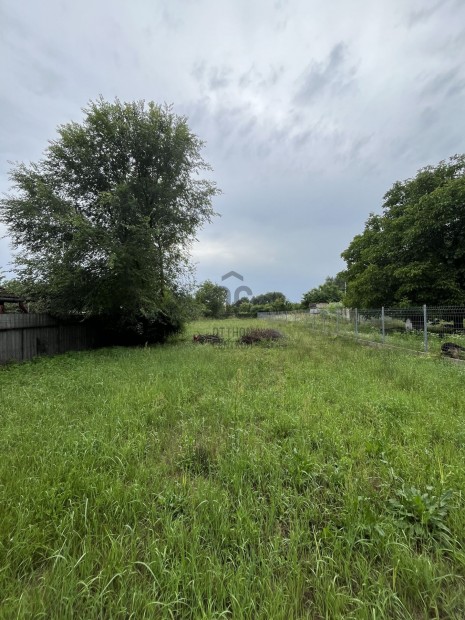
[1,319,465,618]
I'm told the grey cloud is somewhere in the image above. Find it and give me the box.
[159,2,184,29]
[237,116,258,137]
[422,68,465,98]
[23,59,67,97]
[0,4,30,39]
[238,66,260,88]
[2,0,465,300]
[191,62,233,91]
[407,1,445,27]
[193,61,283,95]
[185,85,373,176]
[185,97,258,155]
[192,61,206,81]
[442,29,465,55]
[208,66,233,90]
[238,64,283,90]
[346,135,374,162]
[214,104,247,140]
[6,32,69,98]
[389,95,465,170]
[419,107,439,126]
[0,98,33,158]
[259,66,284,89]
[447,79,465,98]
[294,42,356,105]
[273,0,289,33]
[291,129,313,149]
[274,17,288,32]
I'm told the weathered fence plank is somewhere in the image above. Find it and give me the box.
[0,314,96,364]
[0,314,58,330]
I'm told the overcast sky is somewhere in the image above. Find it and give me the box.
[1,0,465,301]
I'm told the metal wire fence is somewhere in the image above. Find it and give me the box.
[257,306,465,354]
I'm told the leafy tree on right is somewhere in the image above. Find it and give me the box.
[340,154,465,308]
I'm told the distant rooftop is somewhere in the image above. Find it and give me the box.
[0,287,26,303]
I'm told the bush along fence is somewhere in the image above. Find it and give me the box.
[258,306,465,354]
[0,314,97,364]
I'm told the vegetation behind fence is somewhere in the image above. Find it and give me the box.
[258,306,465,354]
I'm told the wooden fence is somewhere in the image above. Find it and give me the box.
[0,314,96,364]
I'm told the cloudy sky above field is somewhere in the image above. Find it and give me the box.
[1,0,465,300]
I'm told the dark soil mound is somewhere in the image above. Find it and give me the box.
[238,328,284,344]
[441,342,465,359]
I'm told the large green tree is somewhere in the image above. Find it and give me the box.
[0,98,219,340]
[195,280,228,318]
[341,155,465,308]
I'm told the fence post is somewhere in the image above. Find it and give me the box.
[423,304,428,352]
[336,309,339,335]
[355,308,358,337]
[381,306,385,344]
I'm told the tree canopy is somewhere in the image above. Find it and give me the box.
[195,280,228,318]
[341,155,465,308]
[301,277,345,306]
[0,98,220,340]
[251,292,287,306]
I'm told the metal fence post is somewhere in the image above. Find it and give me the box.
[336,309,339,335]
[355,308,358,337]
[423,304,428,352]
[381,307,385,344]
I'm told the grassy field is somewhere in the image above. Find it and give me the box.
[1,319,465,619]
[262,311,465,355]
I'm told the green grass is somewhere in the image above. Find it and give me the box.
[1,319,465,618]
[280,311,465,354]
